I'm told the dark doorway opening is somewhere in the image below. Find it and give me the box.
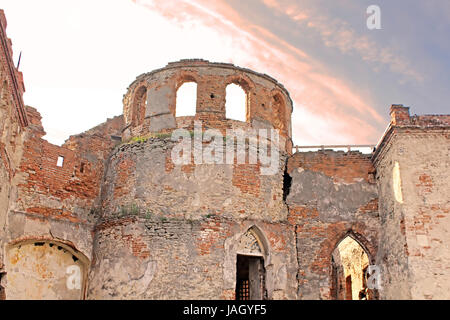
[235,254,266,300]
[0,272,6,300]
[345,275,353,300]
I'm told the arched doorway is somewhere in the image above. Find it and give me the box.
[235,227,268,300]
[331,235,371,300]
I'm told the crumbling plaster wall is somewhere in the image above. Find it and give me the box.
[286,150,380,299]
[88,216,297,299]
[13,108,123,224]
[88,135,297,299]
[122,60,293,153]
[101,137,288,222]
[0,9,28,286]
[5,240,89,300]
[374,124,450,299]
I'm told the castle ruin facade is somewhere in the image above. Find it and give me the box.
[1,10,449,300]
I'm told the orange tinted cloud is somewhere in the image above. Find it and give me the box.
[133,0,387,144]
[261,0,424,83]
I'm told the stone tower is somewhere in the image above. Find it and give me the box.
[87,60,299,299]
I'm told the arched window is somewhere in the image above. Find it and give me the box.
[272,93,286,132]
[331,235,370,300]
[225,83,247,122]
[132,86,147,126]
[176,82,197,117]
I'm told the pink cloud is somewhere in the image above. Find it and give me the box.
[132,0,386,145]
[262,0,424,83]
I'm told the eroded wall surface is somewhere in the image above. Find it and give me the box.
[0,11,126,298]
[286,150,379,299]
[0,9,28,294]
[374,106,450,299]
[87,135,298,299]
[6,241,88,299]
[2,111,123,299]
[14,107,123,224]
[1,8,449,300]
[88,217,297,299]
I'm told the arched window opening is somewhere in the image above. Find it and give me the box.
[176,82,197,117]
[226,83,247,122]
[331,236,370,300]
[272,94,286,132]
[132,87,147,126]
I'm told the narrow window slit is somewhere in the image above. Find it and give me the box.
[56,156,64,167]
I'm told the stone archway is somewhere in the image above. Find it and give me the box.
[4,240,89,300]
[235,226,269,300]
[330,234,374,300]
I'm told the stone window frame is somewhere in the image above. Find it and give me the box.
[174,74,198,118]
[224,74,254,123]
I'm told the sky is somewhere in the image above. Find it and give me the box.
[1,0,449,146]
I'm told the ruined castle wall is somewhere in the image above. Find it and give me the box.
[87,60,298,299]
[0,10,28,293]
[1,112,123,299]
[87,136,298,299]
[374,113,450,299]
[372,134,411,299]
[101,138,288,222]
[286,150,379,299]
[88,216,297,299]
[122,60,293,153]
[13,109,123,224]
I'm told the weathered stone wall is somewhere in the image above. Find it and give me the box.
[88,217,297,299]
[1,111,123,299]
[0,9,28,295]
[0,14,124,298]
[13,108,123,224]
[5,240,89,299]
[373,106,450,299]
[87,133,297,299]
[372,138,411,299]
[87,59,299,300]
[286,150,379,299]
[1,8,449,300]
[100,137,288,222]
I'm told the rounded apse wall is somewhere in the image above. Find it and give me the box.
[121,59,293,154]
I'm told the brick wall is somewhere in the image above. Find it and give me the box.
[121,60,293,153]
[88,215,297,299]
[374,127,450,299]
[0,9,28,277]
[15,107,123,224]
[373,105,450,299]
[286,150,379,299]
